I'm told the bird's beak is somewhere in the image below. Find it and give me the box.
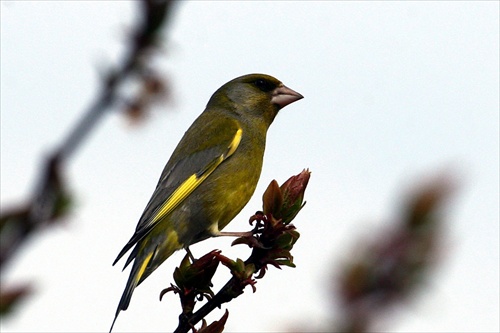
[271,84,304,108]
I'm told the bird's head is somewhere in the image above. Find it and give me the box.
[207,73,303,127]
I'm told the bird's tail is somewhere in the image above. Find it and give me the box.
[109,249,156,333]
[110,230,183,332]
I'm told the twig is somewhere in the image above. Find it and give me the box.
[0,0,175,314]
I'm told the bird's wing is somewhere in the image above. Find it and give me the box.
[113,124,242,266]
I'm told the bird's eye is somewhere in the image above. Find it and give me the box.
[253,79,275,92]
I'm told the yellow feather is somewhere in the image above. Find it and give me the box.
[226,128,242,157]
[135,251,153,284]
[151,127,242,225]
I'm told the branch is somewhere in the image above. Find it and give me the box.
[160,170,311,333]
[333,173,456,332]
[0,0,175,315]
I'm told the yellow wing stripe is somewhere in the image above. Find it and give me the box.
[151,128,243,225]
[225,128,242,157]
[135,251,153,284]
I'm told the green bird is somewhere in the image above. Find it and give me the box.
[110,73,303,330]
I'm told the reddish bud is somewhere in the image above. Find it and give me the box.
[280,169,311,224]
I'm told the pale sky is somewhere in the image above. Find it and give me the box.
[1,1,499,332]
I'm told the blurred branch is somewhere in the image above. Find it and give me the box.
[0,0,175,315]
[58,0,173,159]
[0,284,32,317]
[332,173,456,332]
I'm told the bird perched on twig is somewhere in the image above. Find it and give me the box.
[110,73,303,331]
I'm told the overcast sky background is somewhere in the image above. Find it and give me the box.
[1,1,499,332]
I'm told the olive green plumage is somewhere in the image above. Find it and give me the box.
[110,73,303,331]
